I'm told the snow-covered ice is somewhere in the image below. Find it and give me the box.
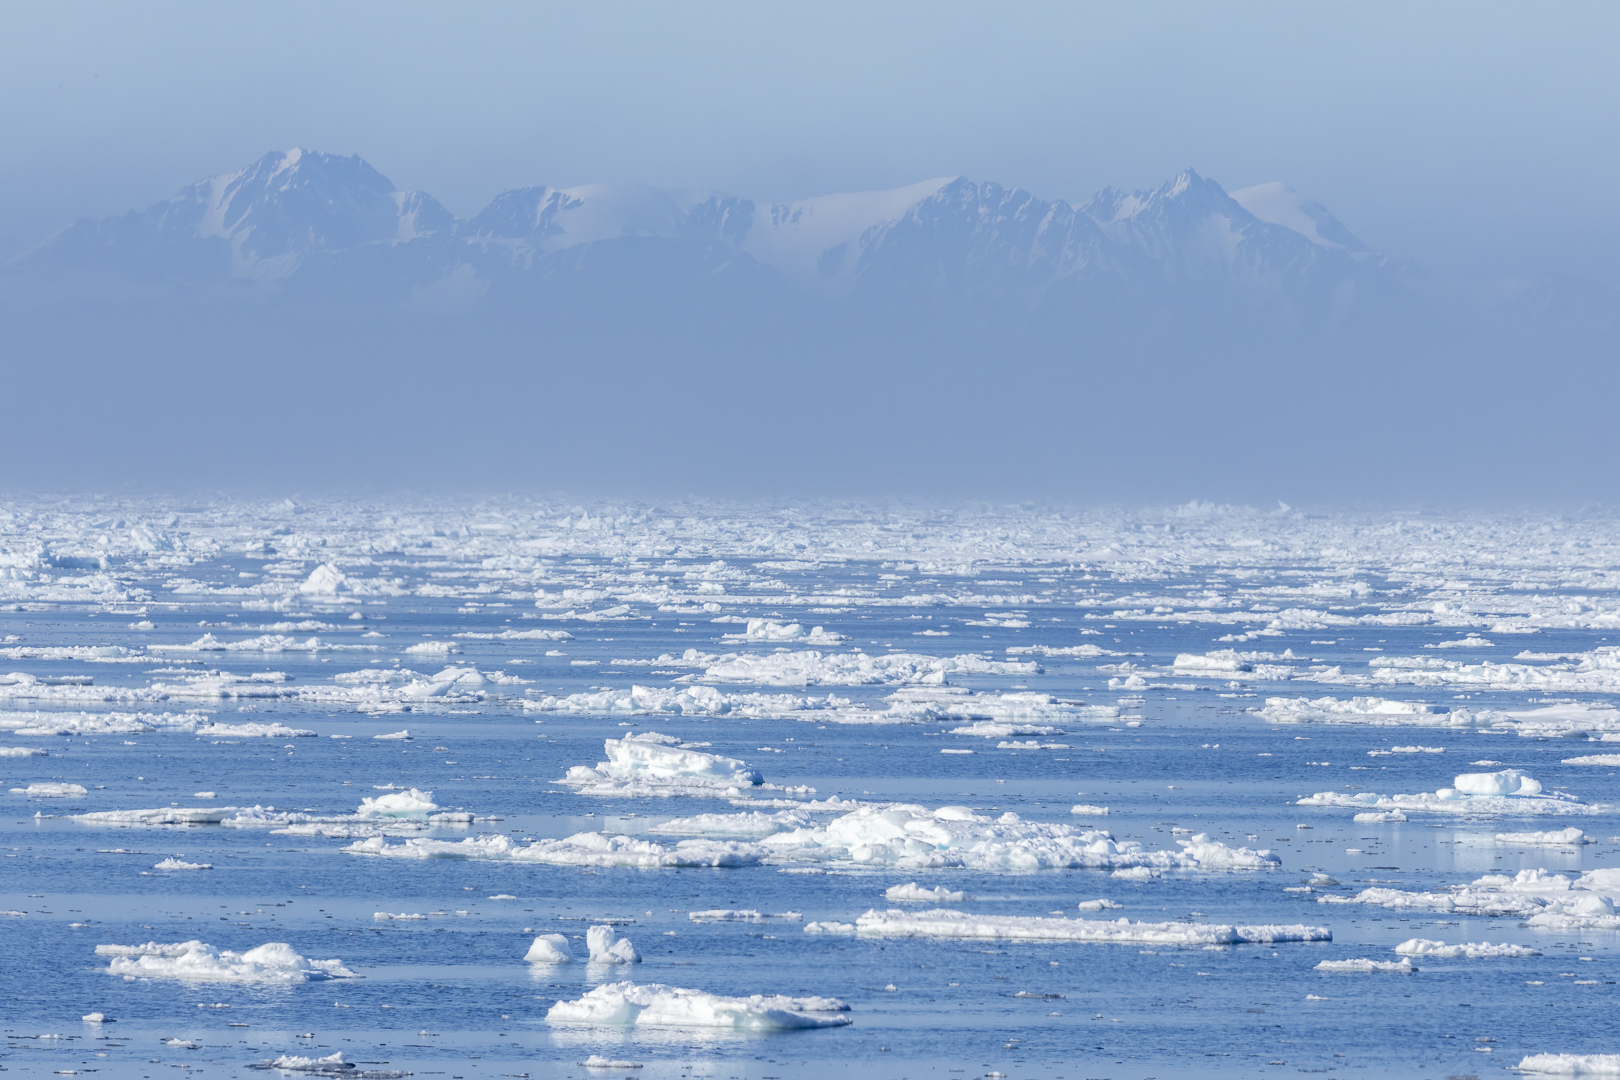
[96,941,357,982]
[546,981,851,1030]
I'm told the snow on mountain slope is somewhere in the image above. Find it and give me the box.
[1229,182,1372,256]
[12,149,1396,318]
[30,149,455,281]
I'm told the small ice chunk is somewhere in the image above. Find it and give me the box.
[81,1012,107,1023]
[152,857,212,870]
[1313,958,1415,972]
[373,729,413,741]
[586,925,641,964]
[358,788,438,815]
[582,1056,644,1069]
[885,882,966,903]
[1071,804,1110,816]
[524,933,573,963]
[1076,899,1124,912]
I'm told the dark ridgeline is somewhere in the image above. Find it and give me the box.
[1,150,1612,497]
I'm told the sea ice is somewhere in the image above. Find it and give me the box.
[586,925,641,963]
[885,882,966,902]
[9,782,87,797]
[854,909,1330,945]
[758,804,1279,873]
[1497,828,1590,846]
[152,857,211,870]
[524,934,572,963]
[96,940,357,982]
[1394,938,1540,958]
[559,732,763,797]
[345,832,763,868]
[1517,1054,1620,1075]
[1313,958,1415,972]
[546,981,851,1030]
[357,788,439,815]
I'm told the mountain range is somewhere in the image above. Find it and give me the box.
[9,148,1413,332]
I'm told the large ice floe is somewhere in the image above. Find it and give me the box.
[1313,958,1415,973]
[1393,938,1540,958]
[345,832,762,867]
[95,941,357,982]
[558,732,766,798]
[852,909,1329,945]
[1297,770,1601,816]
[1318,867,1620,930]
[546,981,851,1030]
[1517,1054,1620,1076]
[755,805,1281,872]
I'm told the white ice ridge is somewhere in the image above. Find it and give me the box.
[1564,754,1620,766]
[1497,828,1591,846]
[1518,1054,1620,1075]
[586,925,641,963]
[95,940,357,982]
[757,804,1281,872]
[71,802,471,837]
[9,782,87,797]
[546,981,851,1030]
[152,857,211,870]
[344,832,762,867]
[720,619,845,644]
[1297,770,1598,816]
[1318,867,1620,930]
[688,909,802,923]
[0,746,46,756]
[885,882,966,902]
[853,909,1330,945]
[1313,958,1415,973]
[581,1057,644,1070]
[0,666,505,711]
[559,732,765,797]
[1393,938,1540,958]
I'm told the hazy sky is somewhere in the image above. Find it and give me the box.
[2,1,1616,282]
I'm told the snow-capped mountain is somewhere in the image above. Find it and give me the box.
[10,148,1405,328]
[28,149,454,281]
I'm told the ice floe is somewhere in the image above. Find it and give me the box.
[757,805,1280,873]
[1497,828,1591,846]
[1313,958,1414,972]
[152,857,211,870]
[559,732,764,798]
[1393,938,1540,958]
[1517,1054,1620,1075]
[885,882,966,902]
[1319,867,1620,929]
[344,832,762,867]
[1297,770,1595,816]
[546,981,851,1030]
[10,782,86,797]
[586,925,641,963]
[524,933,572,963]
[96,940,357,982]
[357,788,439,815]
[853,909,1330,945]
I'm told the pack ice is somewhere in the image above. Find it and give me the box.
[853,909,1330,945]
[1320,867,1620,930]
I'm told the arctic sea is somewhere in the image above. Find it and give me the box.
[2,498,1618,1080]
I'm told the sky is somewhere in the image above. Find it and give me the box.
[2,0,1617,283]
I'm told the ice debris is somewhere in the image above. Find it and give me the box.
[885,882,966,903]
[1394,938,1540,958]
[586,924,641,963]
[559,732,763,797]
[1314,958,1415,972]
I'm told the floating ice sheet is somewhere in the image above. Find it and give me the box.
[854,909,1330,945]
[96,940,357,982]
[546,981,851,1030]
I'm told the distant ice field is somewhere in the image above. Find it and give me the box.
[2,497,1619,1078]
